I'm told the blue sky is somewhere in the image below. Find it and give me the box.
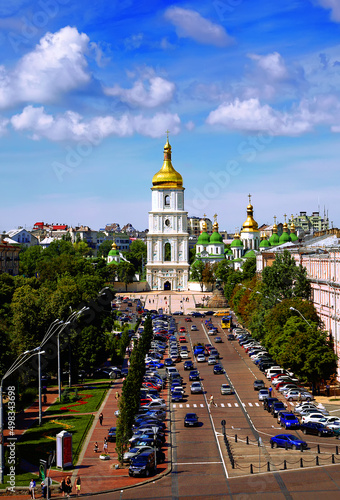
[1,0,340,233]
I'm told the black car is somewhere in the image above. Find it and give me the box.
[253,380,265,391]
[107,427,117,442]
[227,334,235,341]
[271,401,286,417]
[191,312,205,317]
[189,370,200,381]
[184,413,199,427]
[205,311,215,316]
[263,397,279,412]
[213,364,224,374]
[301,422,334,437]
[184,360,194,371]
[129,450,156,477]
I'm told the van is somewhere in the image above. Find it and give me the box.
[265,367,286,380]
[165,366,178,378]
[129,450,155,477]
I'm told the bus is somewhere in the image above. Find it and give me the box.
[221,315,232,329]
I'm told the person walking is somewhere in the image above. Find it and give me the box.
[65,476,72,498]
[94,441,99,453]
[208,394,217,409]
[99,412,103,425]
[29,479,36,499]
[103,437,108,453]
[115,391,120,401]
[269,386,272,397]
[75,476,81,497]
[60,478,66,497]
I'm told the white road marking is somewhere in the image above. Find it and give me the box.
[255,403,260,407]
[200,404,204,407]
[179,404,183,408]
[220,403,225,407]
[186,404,190,407]
[173,404,177,408]
[228,403,232,407]
[235,403,239,407]
[193,404,197,407]
[248,403,253,407]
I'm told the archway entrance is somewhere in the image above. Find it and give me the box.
[164,281,171,291]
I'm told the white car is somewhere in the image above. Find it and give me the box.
[284,390,313,402]
[196,354,206,362]
[208,356,218,365]
[301,412,325,424]
[278,384,299,393]
[191,325,198,331]
[180,351,189,359]
[258,389,270,401]
[250,352,268,360]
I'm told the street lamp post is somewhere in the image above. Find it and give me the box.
[289,307,312,328]
[37,349,46,426]
[0,348,44,483]
[152,426,158,472]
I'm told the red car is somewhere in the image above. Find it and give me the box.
[185,317,192,322]
[179,336,187,343]
[142,382,160,392]
[179,327,186,333]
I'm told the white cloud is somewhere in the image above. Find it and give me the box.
[315,0,340,22]
[0,26,92,109]
[104,75,175,108]
[0,116,9,136]
[11,105,181,141]
[248,52,289,81]
[206,96,340,136]
[164,7,233,47]
[186,121,195,131]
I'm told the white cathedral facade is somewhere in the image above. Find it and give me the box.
[146,137,190,291]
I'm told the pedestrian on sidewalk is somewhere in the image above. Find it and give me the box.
[269,386,272,397]
[115,391,120,401]
[103,437,108,453]
[75,476,81,497]
[209,394,217,409]
[65,476,72,498]
[99,412,103,425]
[29,479,36,498]
[94,441,99,453]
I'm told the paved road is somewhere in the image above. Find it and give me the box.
[78,308,340,499]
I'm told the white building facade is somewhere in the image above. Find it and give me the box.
[146,138,189,291]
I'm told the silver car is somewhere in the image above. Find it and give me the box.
[191,382,203,394]
[208,355,218,365]
[258,389,270,401]
[221,383,233,395]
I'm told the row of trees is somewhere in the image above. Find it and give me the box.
[115,315,153,463]
[227,251,337,387]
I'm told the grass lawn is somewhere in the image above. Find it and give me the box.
[1,414,94,490]
[45,382,111,416]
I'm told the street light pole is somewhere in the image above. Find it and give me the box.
[289,307,312,328]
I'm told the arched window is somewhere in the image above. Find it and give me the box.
[164,195,170,207]
[164,242,171,261]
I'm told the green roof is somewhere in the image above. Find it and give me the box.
[260,239,270,248]
[231,238,243,247]
[107,260,118,265]
[197,231,210,244]
[269,233,280,246]
[290,233,298,242]
[279,232,291,244]
[244,250,256,258]
[108,249,119,256]
[210,231,223,243]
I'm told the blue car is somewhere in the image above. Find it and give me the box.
[184,413,199,426]
[164,358,173,367]
[172,391,183,402]
[189,370,200,381]
[280,413,300,429]
[270,434,307,450]
[194,347,205,356]
[145,361,164,369]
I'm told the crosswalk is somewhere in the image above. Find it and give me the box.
[172,402,262,409]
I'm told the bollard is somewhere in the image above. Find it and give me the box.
[316,456,319,466]
[267,462,270,472]
[285,442,288,450]
[271,441,274,449]
[284,460,287,470]
[332,454,335,464]
[336,446,339,455]
[235,434,237,443]
[317,444,320,454]
[250,464,253,474]
[246,436,249,445]
[300,444,304,452]
[300,458,303,468]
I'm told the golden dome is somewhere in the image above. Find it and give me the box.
[272,216,278,233]
[152,137,183,190]
[290,214,296,232]
[241,194,258,232]
[201,220,208,231]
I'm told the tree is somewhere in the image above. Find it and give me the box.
[74,240,92,257]
[77,325,106,374]
[98,239,114,258]
[202,263,215,291]
[242,257,256,281]
[214,260,232,284]
[126,240,147,274]
[117,261,135,290]
[19,245,43,277]
[262,250,311,302]
[190,260,205,291]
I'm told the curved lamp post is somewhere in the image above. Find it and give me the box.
[289,306,312,328]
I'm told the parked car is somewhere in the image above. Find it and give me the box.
[301,422,334,437]
[172,390,184,402]
[258,389,270,401]
[301,413,326,424]
[190,382,203,394]
[128,450,156,477]
[284,390,314,402]
[184,413,199,427]
[253,380,265,391]
[271,401,286,417]
[107,427,117,442]
[221,384,233,395]
[280,413,300,429]
[263,397,279,411]
[270,434,307,450]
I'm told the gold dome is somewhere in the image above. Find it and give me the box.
[290,214,296,232]
[241,194,258,232]
[152,136,183,190]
